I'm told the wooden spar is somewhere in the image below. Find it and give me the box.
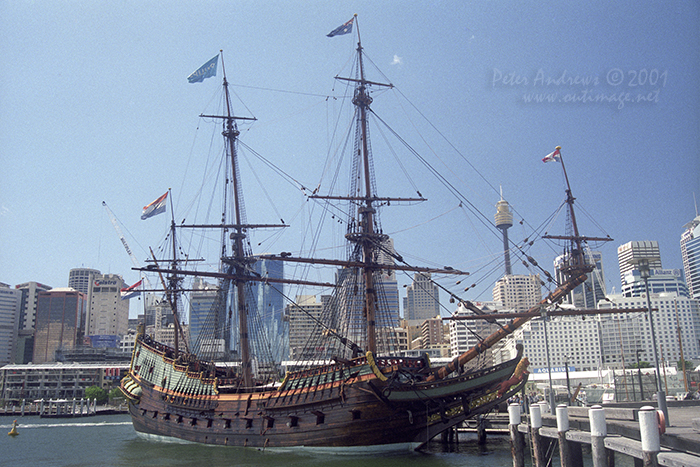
[445,307,649,320]
[427,272,589,382]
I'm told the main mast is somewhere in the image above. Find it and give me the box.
[201,51,258,387]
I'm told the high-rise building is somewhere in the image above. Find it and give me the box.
[617,241,662,285]
[68,268,100,294]
[0,284,22,364]
[403,273,440,325]
[14,281,52,363]
[681,215,700,299]
[188,277,220,355]
[375,238,400,328]
[492,274,541,313]
[287,295,330,360]
[449,301,504,368]
[252,255,287,361]
[86,274,129,339]
[33,288,87,363]
[554,251,606,308]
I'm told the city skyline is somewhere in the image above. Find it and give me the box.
[1,2,698,310]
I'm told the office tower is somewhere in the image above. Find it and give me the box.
[188,277,220,356]
[68,268,100,294]
[0,285,22,364]
[495,196,514,275]
[86,273,129,339]
[287,295,330,360]
[33,288,87,363]
[617,240,689,298]
[617,241,662,285]
[403,273,440,325]
[681,215,700,299]
[376,238,400,327]
[14,281,52,363]
[252,255,287,361]
[492,274,541,313]
[554,251,606,308]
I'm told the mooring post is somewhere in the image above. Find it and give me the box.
[530,403,546,467]
[477,414,487,445]
[639,406,660,467]
[589,405,609,467]
[509,403,525,467]
[556,404,572,467]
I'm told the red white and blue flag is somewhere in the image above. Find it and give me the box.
[327,17,354,37]
[141,192,168,220]
[542,146,561,163]
[120,279,143,300]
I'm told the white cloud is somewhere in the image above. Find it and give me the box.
[391,55,402,65]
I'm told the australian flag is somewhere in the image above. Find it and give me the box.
[327,17,354,37]
[187,55,219,83]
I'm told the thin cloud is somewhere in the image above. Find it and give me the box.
[391,55,402,65]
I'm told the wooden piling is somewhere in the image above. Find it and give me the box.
[639,406,660,467]
[589,405,608,467]
[509,403,525,467]
[530,403,546,467]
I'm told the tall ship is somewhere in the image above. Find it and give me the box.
[121,17,591,451]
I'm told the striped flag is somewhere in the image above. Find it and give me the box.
[120,279,143,300]
[141,192,168,220]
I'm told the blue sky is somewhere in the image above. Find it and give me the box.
[1,1,698,317]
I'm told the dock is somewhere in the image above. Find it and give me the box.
[506,401,700,466]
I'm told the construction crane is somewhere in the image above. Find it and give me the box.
[102,201,152,292]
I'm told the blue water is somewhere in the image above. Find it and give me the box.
[2,414,519,467]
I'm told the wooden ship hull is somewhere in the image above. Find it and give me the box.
[121,336,528,450]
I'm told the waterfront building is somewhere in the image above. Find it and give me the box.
[0,362,127,400]
[448,300,506,369]
[86,273,129,339]
[68,268,100,295]
[502,310,604,372]
[492,274,542,313]
[33,288,87,364]
[598,291,700,366]
[0,285,22,365]
[403,273,440,325]
[555,251,606,308]
[681,215,700,299]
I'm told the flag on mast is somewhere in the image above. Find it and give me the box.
[120,279,143,300]
[141,192,168,220]
[187,55,219,83]
[542,146,561,163]
[327,17,354,37]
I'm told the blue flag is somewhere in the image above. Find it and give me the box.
[187,55,219,83]
[327,17,354,37]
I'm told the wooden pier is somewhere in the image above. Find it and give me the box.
[507,401,700,467]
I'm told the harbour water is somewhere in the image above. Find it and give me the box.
[2,414,519,467]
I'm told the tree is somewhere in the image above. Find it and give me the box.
[677,359,693,371]
[109,387,125,404]
[630,361,652,369]
[85,385,108,404]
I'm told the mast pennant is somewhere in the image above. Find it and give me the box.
[327,17,354,37]
[187,55,219,83]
